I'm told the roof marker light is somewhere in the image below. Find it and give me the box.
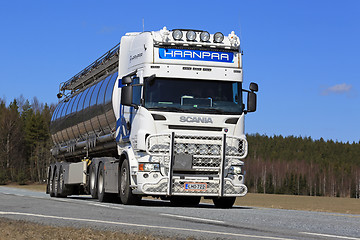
[186,30,196,41]
[172,30,183,41]
[214,32,224,43]
[200,31,210,42]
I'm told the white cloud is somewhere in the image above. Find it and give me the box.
[321,83,353,96]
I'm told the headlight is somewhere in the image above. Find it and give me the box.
[175,143,186,154]
[213,32,224,43]
[186,30,196,41]
[200,31,210,42]
[229,166,242,175]
[139,163,160,172]
[172,30,183,40]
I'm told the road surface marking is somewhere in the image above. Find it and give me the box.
[300,232,360,240]
[0,211,294,240]
[88,202,124,210]
[160,213,225,224]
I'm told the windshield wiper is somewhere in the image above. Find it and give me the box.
[147,106,186,112]
[196,108,241,115]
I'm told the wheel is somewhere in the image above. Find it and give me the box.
[46,168,50,194]
[49,167,55,197]
[170,196,201,207]
[119,159,141,205]
[97,162,111,202]
[89,164,98,199]
[53,168,59,197]
[212,197,236,208]
[58,166,67,197]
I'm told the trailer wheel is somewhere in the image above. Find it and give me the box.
[119,159,141,205]
[170,196,201,207]
[89,164,98,199]
[53,167,59,197]
[49,167,55,197]
[58,166,67,197]
[212,197,236,208]
[97,162,111,202]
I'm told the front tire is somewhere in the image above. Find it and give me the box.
[119,159,141,205]
[212,197,236,208]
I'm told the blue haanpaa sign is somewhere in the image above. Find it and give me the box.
[159,48,234,63]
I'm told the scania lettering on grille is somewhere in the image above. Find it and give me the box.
[159,48,234,63]
[180,116,213,123]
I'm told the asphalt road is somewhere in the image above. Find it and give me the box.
[0,186,359,240]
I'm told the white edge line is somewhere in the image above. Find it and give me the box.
[300,232,360,240]
[160,213,225,224]
[0,211,294,240]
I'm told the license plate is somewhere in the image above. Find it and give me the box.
[184,182,207,191]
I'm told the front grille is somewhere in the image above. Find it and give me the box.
[146,133,247,174]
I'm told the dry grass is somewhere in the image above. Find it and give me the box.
[237,193,360,214]
[0,218,172,240]
[5,183,46,192]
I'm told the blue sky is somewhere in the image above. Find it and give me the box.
[0,0,359,143]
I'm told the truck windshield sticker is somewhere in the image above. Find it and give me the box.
[159,48,234,63]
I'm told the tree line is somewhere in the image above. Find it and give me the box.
[0,97,359,198]
[0,97,55,184]
[245,134,360,198]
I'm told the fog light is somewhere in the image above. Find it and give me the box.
[172,30,183,40]
[175,143,186,154]
[143,173,149,178]
[198,145,208,155]
[214,32,224,43]
[186,30,196,41]
[200,31,210,42]
[187,144,197,154]
[209,145,220,155]
[229,166,242,175]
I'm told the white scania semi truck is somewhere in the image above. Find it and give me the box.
[47,27,258,208]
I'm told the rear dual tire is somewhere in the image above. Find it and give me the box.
[97,162,112,202]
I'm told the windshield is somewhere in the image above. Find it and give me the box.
[144,78,243,114]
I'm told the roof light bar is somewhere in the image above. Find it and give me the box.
[171,29,225,44]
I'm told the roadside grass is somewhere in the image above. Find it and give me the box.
[0,218,172,240]
[238,193,360,215]
[4,183,360,214]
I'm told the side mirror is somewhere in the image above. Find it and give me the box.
[249,82,258,92]
[122,76,132,85]
[247,92,257,112]
[121,85,133,107]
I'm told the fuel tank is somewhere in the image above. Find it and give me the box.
[50,71,118,158]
